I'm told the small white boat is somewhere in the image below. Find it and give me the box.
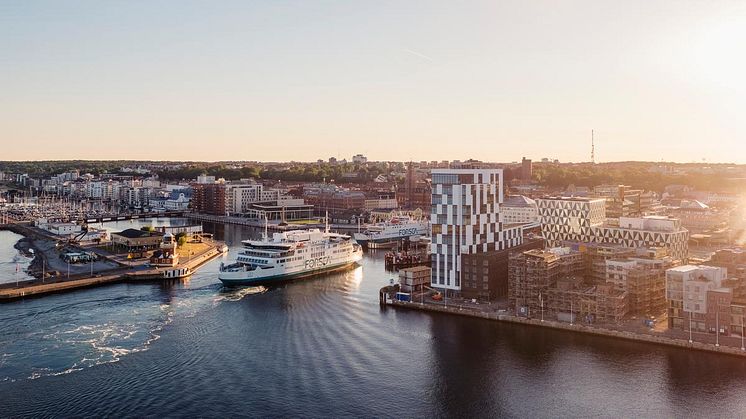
[163,267,191,279]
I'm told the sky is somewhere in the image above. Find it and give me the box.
[2,0,746,163]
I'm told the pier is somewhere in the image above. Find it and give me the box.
[0,243,222,301]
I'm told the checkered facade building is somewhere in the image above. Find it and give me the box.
[431,169,523,292]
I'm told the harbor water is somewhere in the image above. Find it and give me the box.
[0,230,34,285]
[2,221,746,417]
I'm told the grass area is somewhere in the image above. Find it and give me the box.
[176,241,212,258]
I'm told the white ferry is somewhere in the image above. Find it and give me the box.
[353,215,429,248]
[218,228,363,286]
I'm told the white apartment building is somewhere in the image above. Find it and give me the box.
[538,197,689,260]
[501,195,539,225]
[86,181,117,200]
[165,193,190,211]
[196,175,216,184]
[226,184,303,215]
[430,168,522,293]
[666,265,727,316]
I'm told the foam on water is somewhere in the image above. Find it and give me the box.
[0,277,254,382]
[214,286,267,303]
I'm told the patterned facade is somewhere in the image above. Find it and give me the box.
[538,197,606,245]
[430,169,522,293]
[538,197,689,261]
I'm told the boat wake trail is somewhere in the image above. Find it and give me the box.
[214,286,267,303]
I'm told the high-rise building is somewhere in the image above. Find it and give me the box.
[191,183,227,215]
[521,157,532,181]
[430,168,522,295]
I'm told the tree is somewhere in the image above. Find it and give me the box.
[175,232,188,247]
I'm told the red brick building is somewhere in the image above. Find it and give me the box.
[191,183,226,215]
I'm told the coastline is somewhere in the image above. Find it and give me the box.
[13,236,45,279]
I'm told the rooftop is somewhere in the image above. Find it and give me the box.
[538,196,606,203]
[503,195,536,208]
[112,228,164,239]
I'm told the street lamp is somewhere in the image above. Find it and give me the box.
[539,292,544,322]
[570,300,574,325]
[688,310,693,344]
[715,304,720,347]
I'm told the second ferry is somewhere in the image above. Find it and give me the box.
[218,226,363,286]
[353,214,429,248]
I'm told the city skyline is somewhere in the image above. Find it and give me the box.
[3,1,746,163]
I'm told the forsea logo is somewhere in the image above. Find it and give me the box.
[305,256,331,268]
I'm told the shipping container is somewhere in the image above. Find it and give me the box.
[395,292,411,302]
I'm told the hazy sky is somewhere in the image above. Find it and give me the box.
[2,1,746,163]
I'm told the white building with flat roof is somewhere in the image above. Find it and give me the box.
[501,195,539,225]
[196,175,216,184]
[666,265,727,314]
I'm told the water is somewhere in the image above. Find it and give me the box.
[0,230,34,285]
[2,221,746,417]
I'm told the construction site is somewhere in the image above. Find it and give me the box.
[508,243,676,325]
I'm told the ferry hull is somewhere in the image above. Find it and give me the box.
[353,225,429,248]
[219,260,361,287]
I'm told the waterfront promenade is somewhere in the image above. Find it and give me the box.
[384,297,746,358]
[187,213,360,232]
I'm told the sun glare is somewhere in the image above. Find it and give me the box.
[691,18,746,91]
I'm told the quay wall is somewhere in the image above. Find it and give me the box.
[386,300,746,358]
